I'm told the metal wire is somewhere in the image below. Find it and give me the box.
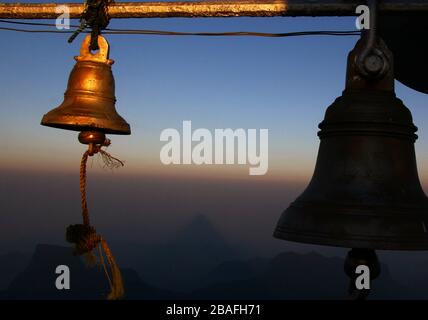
[0,19,360,37]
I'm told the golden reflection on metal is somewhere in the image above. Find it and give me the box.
[1,1,427,19]
[41,35,131,135]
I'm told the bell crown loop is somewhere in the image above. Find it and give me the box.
[75,34,114,66]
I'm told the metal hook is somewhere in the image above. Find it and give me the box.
[357,0,389,79]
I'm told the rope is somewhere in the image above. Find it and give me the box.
[68,0,113,49]
[80,150,90,226]
[67,142,125,300]
[100,238,125,299]
[98,244,113,288]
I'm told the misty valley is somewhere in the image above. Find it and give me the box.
[0,214,427,300]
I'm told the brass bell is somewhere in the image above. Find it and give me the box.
[41,35,131,135]
[274,37,428,250]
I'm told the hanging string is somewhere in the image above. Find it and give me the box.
[99,149,124,169]
[66,142,125,300]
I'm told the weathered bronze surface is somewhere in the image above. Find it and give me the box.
[0,1,427,19]
[274,38,428,250]
[41,35,131,135]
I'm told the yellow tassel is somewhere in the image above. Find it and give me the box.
[83,251,98,267]
[100,238,125,300]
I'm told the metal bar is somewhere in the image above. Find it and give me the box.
[0,1,427,19]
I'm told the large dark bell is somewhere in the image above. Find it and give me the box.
[274,38,428,250]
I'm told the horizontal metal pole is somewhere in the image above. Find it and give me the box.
[0,1,427,19]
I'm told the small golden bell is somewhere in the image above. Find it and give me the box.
[41,35,131,135]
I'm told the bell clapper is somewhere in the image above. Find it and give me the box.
[78,130,111,156]
[344,249,381,300]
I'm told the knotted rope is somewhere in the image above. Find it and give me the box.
[66,143,125,300]
[68,0,113,50]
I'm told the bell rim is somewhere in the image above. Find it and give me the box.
[273,227,428,251]
[40,119,131,135]
[274,200,428,251]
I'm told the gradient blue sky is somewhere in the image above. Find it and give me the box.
[1,0,427,183]
[1,1,428,260]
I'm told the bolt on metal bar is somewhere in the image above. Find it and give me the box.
[0,1,427,19]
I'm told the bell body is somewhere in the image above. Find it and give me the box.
[41,35,130,135]
[379,13,428,94]
[274,38,428,250]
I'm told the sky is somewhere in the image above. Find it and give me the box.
[1,0,428,257]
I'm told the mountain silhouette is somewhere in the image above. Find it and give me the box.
[135,214,238,292]
[379,253,428,299]
[192,251,407,299]
[198,257,269,289]
[0,251,30,290]
[171,214,230,247]
[0,244,421,299]
[1,226,426,299]
[1,244,176,299]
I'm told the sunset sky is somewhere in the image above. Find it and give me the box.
[1,1,428,256]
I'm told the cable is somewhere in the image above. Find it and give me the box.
[0,19,81,28]
[0,27,361,37]
[103,30,361,37]
[0,26,75,33]
[0,19,361,37]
